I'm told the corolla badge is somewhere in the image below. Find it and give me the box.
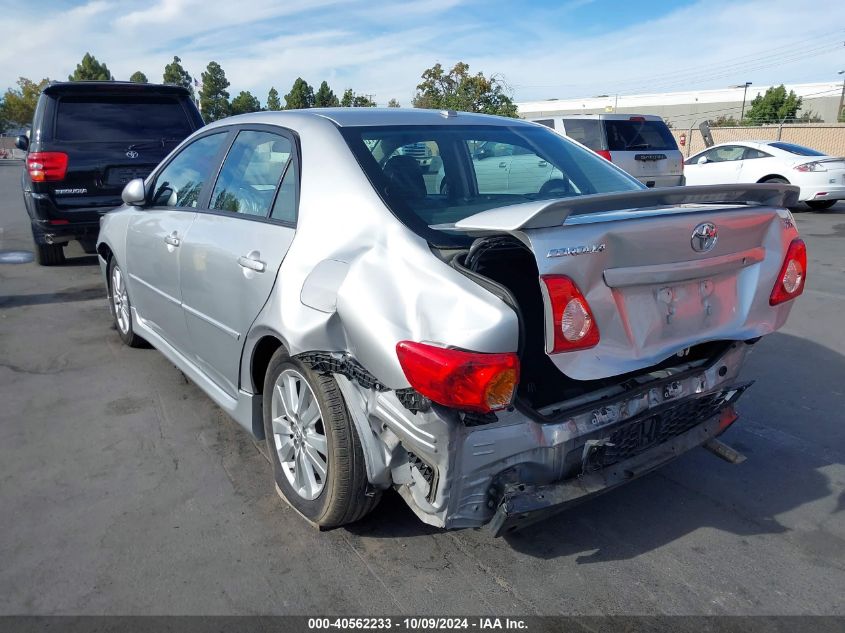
[126,150,139,159]
[691,222,717,253]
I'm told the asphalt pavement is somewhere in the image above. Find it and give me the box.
[0,162,843,615]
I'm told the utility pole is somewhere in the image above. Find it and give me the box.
[838,71,844,122]
[732,82,752,121]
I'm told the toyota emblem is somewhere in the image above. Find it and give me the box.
[126,150,139,159]
[691,222,717,253]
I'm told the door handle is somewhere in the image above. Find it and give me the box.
[164,232,180,247]
[538,160,547,167]
[498,161,507,168]
[238,252,266,273]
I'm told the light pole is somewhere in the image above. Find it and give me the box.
[731,82,753,120]
[838,71,844,122]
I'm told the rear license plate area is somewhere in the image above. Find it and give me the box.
[104,165,155,186]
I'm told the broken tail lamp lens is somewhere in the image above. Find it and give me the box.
[542,275,600,352]
[395,341,519,413]
[769,239,807,306]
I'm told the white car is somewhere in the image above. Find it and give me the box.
[684,141,845,210]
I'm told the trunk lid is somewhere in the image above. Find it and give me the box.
[436,184,800,381]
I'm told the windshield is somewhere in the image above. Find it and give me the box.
[55,96,193,142]
[768,142,826,157]
[341,124,643,246]
[604,119,677,151]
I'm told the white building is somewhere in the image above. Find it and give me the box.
[517,82,844,128]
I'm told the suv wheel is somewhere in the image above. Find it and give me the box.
[108,258,146,348]
[34,242,65,266]
[263,352,379,528]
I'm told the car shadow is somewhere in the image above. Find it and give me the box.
[351,332,844,562]
[0,284,104,309]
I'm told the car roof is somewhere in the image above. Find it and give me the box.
[208,108,537,129]
[43,81,192,97]
[533,113,665,122]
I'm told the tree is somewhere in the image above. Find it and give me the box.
[0,77,50,129]
[129,71,148,83]
[230,90,261,115]
[709,114,740,127]
[314,81,339,107]
[412,62,517,117]
[68,53,113,81]
[266,87,281,111]
[340,88,376,107]
[163,56,193,96]
[387,98,401,108]
[742,85,802,125]
[199,61,230,122]
[284,77,314,109]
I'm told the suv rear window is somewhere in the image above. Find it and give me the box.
[55,96,192,142]
[604,119,677,152]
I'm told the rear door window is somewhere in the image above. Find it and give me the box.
[55,96,193,142]
[561,119,602,150]
[604,119,677,151]
[210,130,292,217]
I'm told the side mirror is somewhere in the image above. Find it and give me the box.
[697,156,709,165]
[15,135,29,151]
[121,178,147,206]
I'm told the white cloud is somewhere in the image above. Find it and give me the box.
[0,0,841,108]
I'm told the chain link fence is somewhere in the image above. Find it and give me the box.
[673,123,845,158]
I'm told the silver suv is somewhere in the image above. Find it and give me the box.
[97,109,803,535]
[528,113,684,188]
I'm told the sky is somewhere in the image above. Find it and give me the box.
[1,0,843,106]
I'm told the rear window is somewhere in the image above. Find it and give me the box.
[768,142,826,157]
[341,124,643,247]
[561,119,602,150]
[55,96,192,142]
[604,119,677,152]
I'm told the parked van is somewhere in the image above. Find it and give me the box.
[526,114,684,188]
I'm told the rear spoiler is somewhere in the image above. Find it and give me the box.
[431,184,799,233]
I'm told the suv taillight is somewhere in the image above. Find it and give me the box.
[769,239,807,306]
[27,152,68,182]
[541,275,600,352]
[594,149,612,161]
[395,341,519,413]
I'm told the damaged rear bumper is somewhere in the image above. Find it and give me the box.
[488,391,746,536]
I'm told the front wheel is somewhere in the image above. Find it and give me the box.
[806,200,837,211]
[263,353,379,528]
[108,258,147,348]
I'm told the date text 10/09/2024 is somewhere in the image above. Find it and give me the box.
[307,617,529,630]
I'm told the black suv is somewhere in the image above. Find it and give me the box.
[16,81,204,265]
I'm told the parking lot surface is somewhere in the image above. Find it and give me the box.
[1,162,843,615]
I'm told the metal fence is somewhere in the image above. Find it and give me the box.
[673,123,845,158]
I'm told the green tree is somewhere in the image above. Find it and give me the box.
[284,77,314,109]
[230,90,261,115]
[68,53,113,81]
[266,87,281,111]
[0,77,50,129]
[313,81,339,107]
[129,71,148,83]
[199,61,230,122]
[163,56,194,96]
[340,88,376,107]
[709,114,740,127]
[412,62,517,117]
[387,98,400,108]
[742,85,802,125]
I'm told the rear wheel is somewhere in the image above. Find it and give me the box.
[762,176,789,184]
[806,200,837,211]
[34,242,65,266]
[108,258,146,348]
[263,352,379,528]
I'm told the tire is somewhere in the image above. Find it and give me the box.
[263,352,379,528]
[107,257,147,348]
[34,242,65,266]
[806,200,837,211]
[762,176,789,184]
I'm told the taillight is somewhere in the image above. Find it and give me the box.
[717,406,738,433]
[395,341,519,413]
[769,238,807,306]
[794,161,826,172]
[594,149,612,161]
[541,275,600,352]
[27,152,68,182]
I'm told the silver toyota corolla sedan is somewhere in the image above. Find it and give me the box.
[97,108,805,535]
